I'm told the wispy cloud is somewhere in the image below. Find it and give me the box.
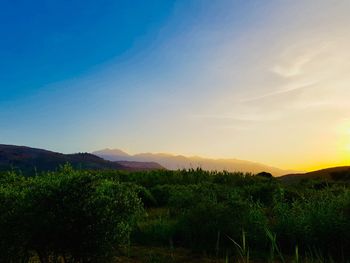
[189,112,281,122]
[270,43,329,78]
[240,80,318,102]
[271,55,311,77]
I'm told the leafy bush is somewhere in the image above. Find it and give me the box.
[0,165,142,262]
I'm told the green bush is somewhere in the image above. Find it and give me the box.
[0,165,143,262]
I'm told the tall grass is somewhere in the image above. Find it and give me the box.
[265,227,285,263]
[226,230,249,263]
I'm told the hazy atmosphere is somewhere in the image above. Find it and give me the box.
[2,1,350,262]
[2,0,350,171]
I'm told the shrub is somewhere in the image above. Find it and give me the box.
[0,166,143,262]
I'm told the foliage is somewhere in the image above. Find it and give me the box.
[0,165,142,262]
[0,166,349,262]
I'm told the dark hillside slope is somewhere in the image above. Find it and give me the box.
[0,144,163,175]
[279,166,350,183]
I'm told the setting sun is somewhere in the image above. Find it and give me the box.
[337,120,350,158]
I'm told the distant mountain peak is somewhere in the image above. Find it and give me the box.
[93,148,130,157]
[93,148,296,176]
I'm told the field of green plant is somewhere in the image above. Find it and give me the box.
[1,165,349,262]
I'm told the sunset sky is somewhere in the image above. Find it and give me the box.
[1,0,350,171]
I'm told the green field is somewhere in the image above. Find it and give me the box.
[1,165,349,262]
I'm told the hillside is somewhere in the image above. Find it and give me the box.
[93,148,296,176]
[279,166,350,183]
[0,144,163,175]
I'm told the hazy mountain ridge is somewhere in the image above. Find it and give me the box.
[0,145,163,175]
[93,148,297,176]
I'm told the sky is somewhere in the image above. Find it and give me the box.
[1,0,350,171]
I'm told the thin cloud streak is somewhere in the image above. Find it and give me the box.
[189,111,282,123]
[239,80,319,103]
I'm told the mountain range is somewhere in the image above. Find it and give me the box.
[93,148,297,176]
[0,144,163,175]
[2,144,348,180]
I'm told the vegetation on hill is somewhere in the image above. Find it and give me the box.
[0,165,349,262]
[0,144,163,175]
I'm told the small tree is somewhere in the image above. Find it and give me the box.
[256,172,273,179]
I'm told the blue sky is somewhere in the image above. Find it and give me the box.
[0,0,176,99]
[1,1,350,170]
